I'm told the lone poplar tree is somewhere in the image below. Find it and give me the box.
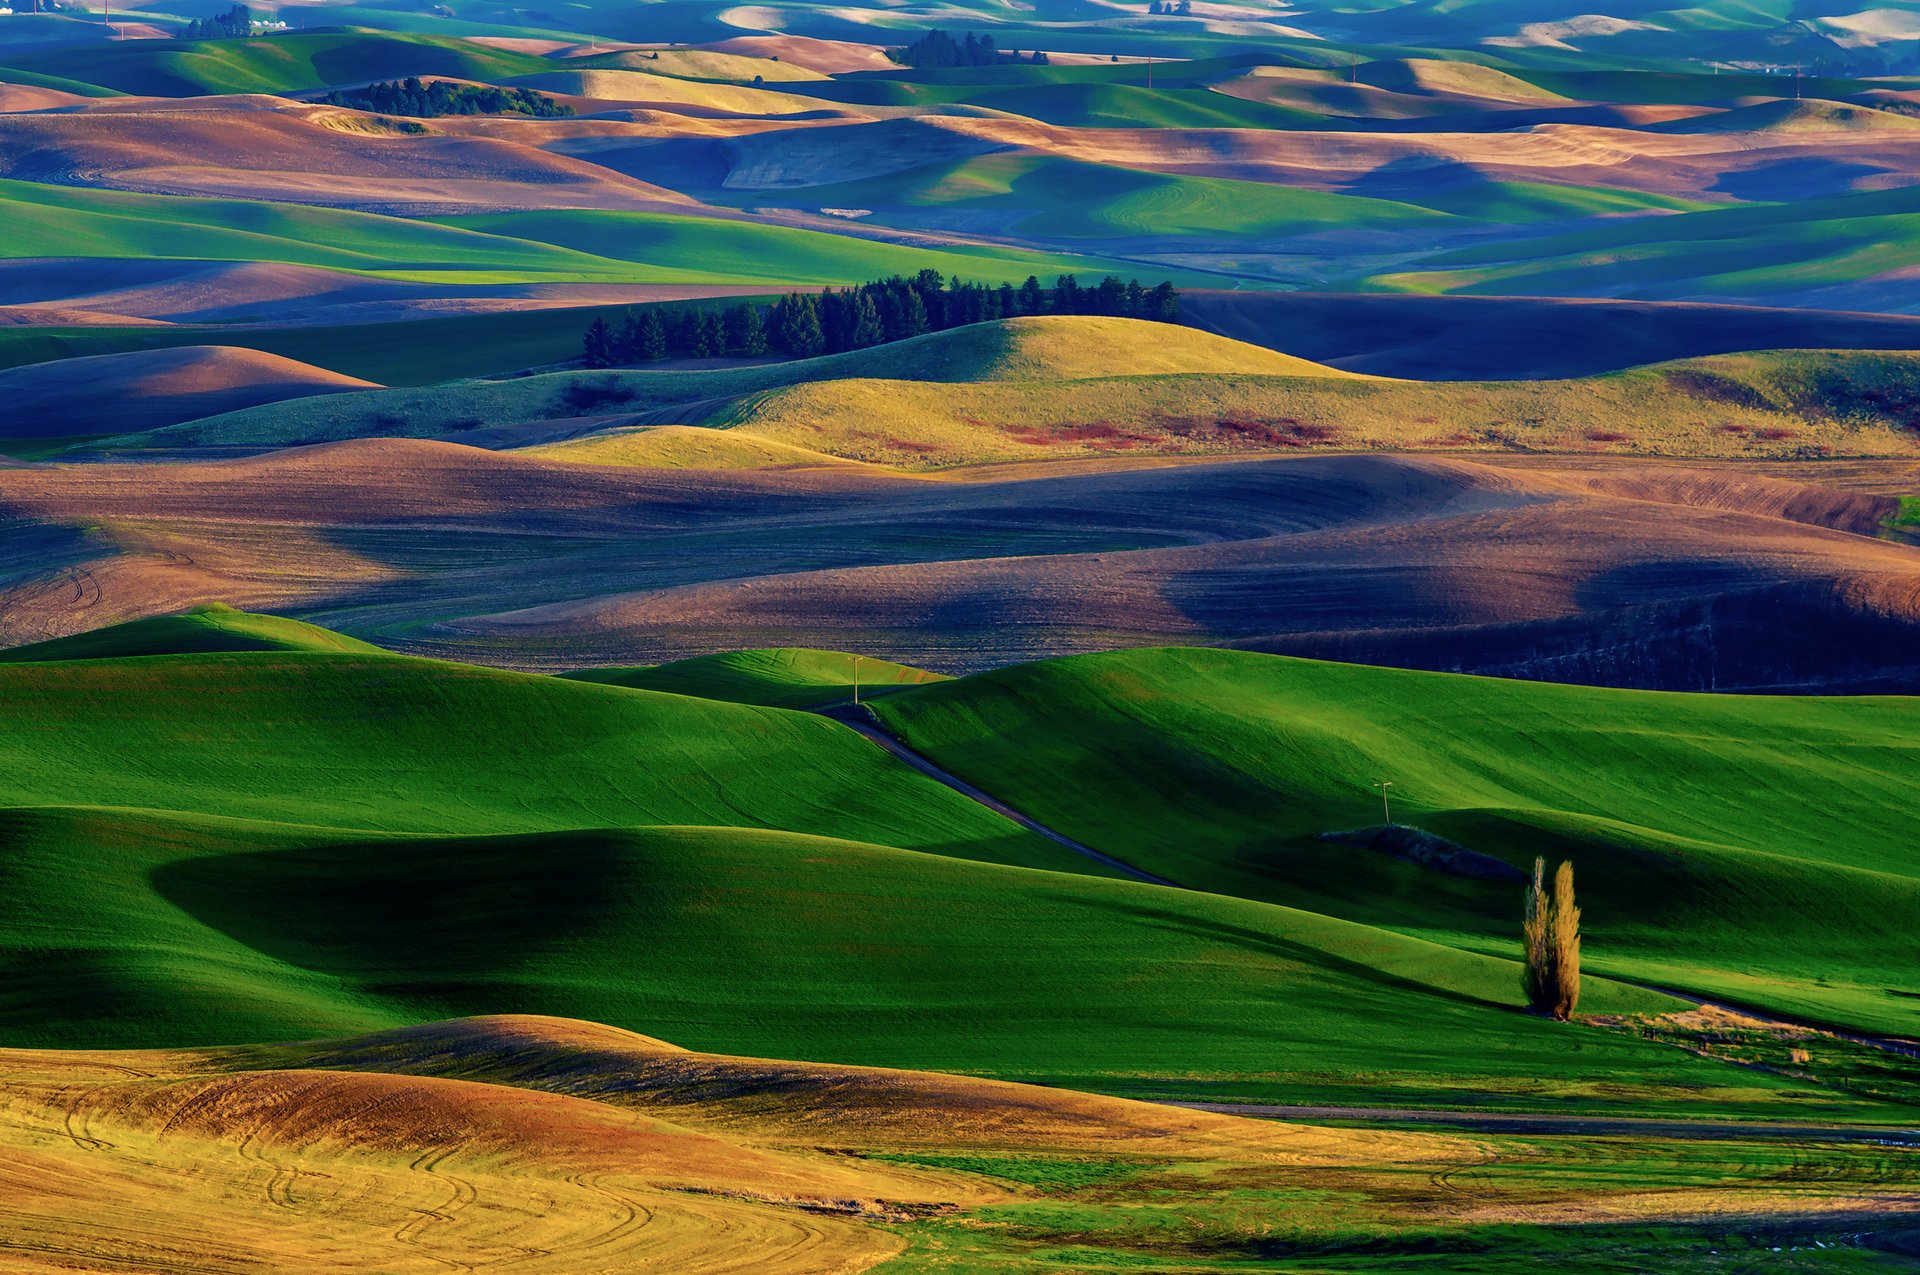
[1549,861,1581,1020]
[1522,856,1581,1020]
[1522,857,1551,1013]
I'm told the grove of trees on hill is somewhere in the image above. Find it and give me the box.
[580,272,1180,367]
[183,5,254,38]
[321,78,574,119]
[888,29,1049,68]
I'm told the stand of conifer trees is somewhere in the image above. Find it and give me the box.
[184,4,252,38]
[580,273,1179,368]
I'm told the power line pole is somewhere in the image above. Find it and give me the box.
[1373,779,1393,826]
[851,655,866,707]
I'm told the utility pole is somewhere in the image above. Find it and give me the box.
[1373,779,1393,826]
[851,654,866,707]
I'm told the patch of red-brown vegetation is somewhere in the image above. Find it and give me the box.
[1151,415,1340,448]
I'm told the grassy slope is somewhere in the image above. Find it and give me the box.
[0,178,631,280]
[768,153,1452,242]
[873,648,1920,1036]
[0,652,1059,868]
[115,344,1920,463]
[0,644,1813,1114]
[125,315,1326,445]
[694,349,1920,467]
[430,209,1176,287]
[0,179,1171,295]
[1366,185,1920,300]
[0,604,383,661]
[560,648,948,708]
[7,799,1797,1113]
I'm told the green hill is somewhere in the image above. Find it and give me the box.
[561,648,947,708]
[1364,184,1920,304]
[0,604,384,662]
[771,153,1452,242]
[0,632,1893,1118]
[0,179,1167,299]
[872,647,1920,1036]
[0,29,555,97]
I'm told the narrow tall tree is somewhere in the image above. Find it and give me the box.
[581,317,615,368]
[1145,280,1180,322]
[729,301,768,356]
[637,309,668,361]
[847,291,884,349]
[775,292,825,357]
[1549,860,1582,1020]
[1521,857,1551,1014]
[1017,274,1045,316]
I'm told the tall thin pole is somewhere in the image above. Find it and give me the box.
[851,655,866,706]
[1374,779,1393,825]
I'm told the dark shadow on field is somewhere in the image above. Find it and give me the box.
[1066,895,1511,1014]
[149,831,641,990]
[1711,155,1897,201]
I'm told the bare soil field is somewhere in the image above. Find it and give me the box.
[2,443,1914,687]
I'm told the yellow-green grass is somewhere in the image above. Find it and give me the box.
[509,67,842,113]
[128,316,1324,450]
[560,648,947,708]
[518,425,879,470]
[872,648,1920,1037]
[690,349,1920,467]
[0,603,382,662]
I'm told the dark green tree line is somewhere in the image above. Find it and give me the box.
[581,274,1180,367]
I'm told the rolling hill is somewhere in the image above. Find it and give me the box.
[0,345,376,446]
[873,647,1920,1035]
[560,647,947,707]
[0,603,383,661]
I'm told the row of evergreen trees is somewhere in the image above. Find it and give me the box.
[888,29,1048,69]
[321,78,573,119]
[183,4,252,38]
[580,272,1181,367]
[582,304,768,367]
